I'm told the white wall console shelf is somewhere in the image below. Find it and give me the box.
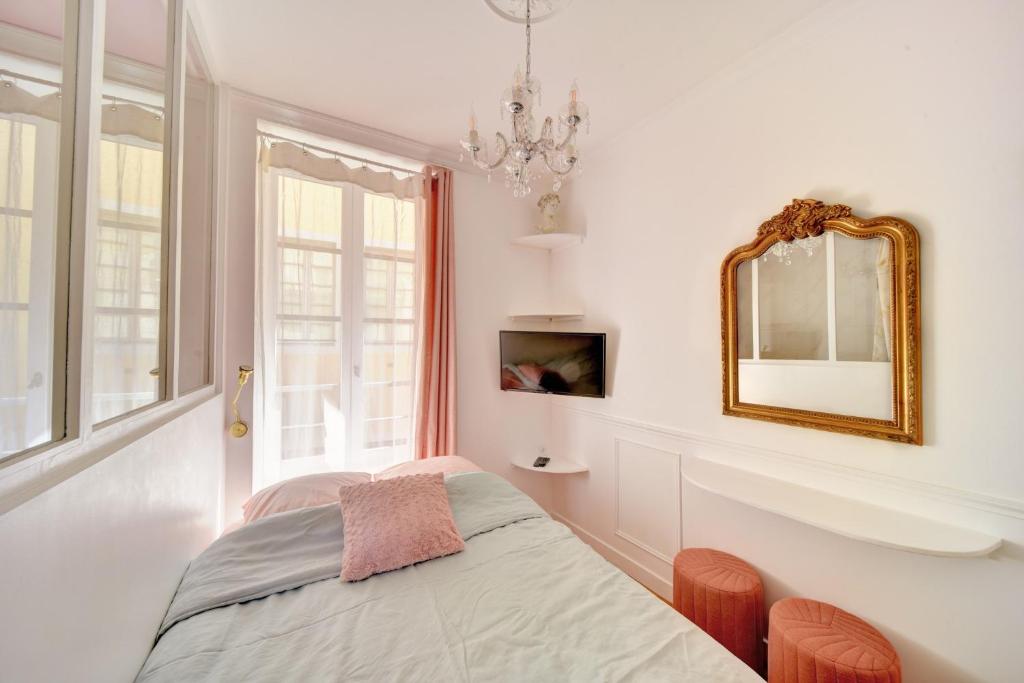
[681,457,1002,558]
[512,454,589,474]
[511,232,584,251]
[508,312,584,322]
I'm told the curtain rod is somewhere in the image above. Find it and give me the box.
[0,68,164,114]
[258,132,428,177]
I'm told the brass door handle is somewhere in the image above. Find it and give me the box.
[230,365,254,438]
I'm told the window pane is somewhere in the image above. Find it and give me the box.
[278,175,343,247]
[178,20,215,393]
[757,236,828,360]
[91,0,170,424]
[835,233,892,362]
[0,0,69,456]
[361,192,416,460]
[274,175,344,461]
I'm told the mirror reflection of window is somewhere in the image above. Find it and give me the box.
[91,0,169,424]
[736,260,753,359]
[0,0,70,456]
[834,233,891,362]
[757,237,828,360]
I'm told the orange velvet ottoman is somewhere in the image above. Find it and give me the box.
[673,548,765,672]
[768,598,901,683]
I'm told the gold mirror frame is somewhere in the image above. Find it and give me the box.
[721,199,922,444]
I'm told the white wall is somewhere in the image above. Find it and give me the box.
[533,1,1024,681]
[0,395,225,682]
[454,172,556,509]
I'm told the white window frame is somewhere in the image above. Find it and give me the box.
[0,0,225,511]
[258,166,420,485]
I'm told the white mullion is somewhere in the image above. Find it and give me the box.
[825,231,837,362]
[68,0,107,440]
[256,170,282,488]
[28,121,59,445]
[46,0,82,447]
[347,184,363,466]
[386,207,396,456]
[411,195,424,457]
[163,0,186,401]
[750,256,760,361]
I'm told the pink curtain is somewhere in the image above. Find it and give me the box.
[414,166,456,458]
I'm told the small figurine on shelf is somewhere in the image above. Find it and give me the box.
[536,192,561,234]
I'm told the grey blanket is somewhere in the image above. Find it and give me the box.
[157,472,546,638]
[139,472,760,682]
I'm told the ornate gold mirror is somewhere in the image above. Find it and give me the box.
[721,199,921,444]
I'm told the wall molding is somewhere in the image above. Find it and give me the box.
[613,437,682,565]
[552,511,673,599]
[553,403,1024,521]
[227,87,471,173]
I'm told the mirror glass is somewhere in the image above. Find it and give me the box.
[735,232,894,420]
[0,0,72,454]
[91,0,170,424]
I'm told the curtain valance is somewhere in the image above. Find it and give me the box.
[0,83,165,144]
[258,139,424,200]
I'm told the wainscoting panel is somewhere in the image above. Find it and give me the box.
[545,401,1024,682]
[613,438,681,563]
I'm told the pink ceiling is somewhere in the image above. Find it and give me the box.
[2,0,168,68]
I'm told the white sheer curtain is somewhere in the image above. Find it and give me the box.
[1,76,167,427]
[0,75,63,455]
[90,128,164,422]
[253,137,423,488]
[0,115,57,455]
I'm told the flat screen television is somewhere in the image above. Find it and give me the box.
[500,331,606,398]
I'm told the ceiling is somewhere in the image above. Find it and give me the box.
[194,0,828,155]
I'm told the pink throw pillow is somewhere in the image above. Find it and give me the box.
[338,473,465,582]
[242,471,372,523]
[375,455,482,480]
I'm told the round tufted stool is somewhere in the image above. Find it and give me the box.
[768,598,901,683]
[673,548,765,672]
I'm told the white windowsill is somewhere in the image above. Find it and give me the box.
[0,386,220,514]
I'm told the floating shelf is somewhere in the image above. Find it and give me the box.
[681,457,1002,558]
[508,312,584,322]
[511,232,584,251]
[512,455,589,474]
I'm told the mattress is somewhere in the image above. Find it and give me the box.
[136,472,760,682]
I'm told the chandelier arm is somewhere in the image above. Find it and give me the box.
[473,132,510,171]
[539,117,553,146]
[541,150,577,176]
[555,128,576,151]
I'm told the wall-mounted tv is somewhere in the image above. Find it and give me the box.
[500,331,606,398]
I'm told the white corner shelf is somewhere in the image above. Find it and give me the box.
[512,454,589,474]
[511,232,584,251]
[681,457,1002,558]
[508,312,584,322]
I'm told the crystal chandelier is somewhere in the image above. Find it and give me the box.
[762,235,824,265]
[461,0,589,198]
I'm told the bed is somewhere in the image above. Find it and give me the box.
[136,472,761,682]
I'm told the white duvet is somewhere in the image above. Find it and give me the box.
[137,473,760,682]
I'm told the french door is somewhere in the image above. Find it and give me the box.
[258,168,419,485]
